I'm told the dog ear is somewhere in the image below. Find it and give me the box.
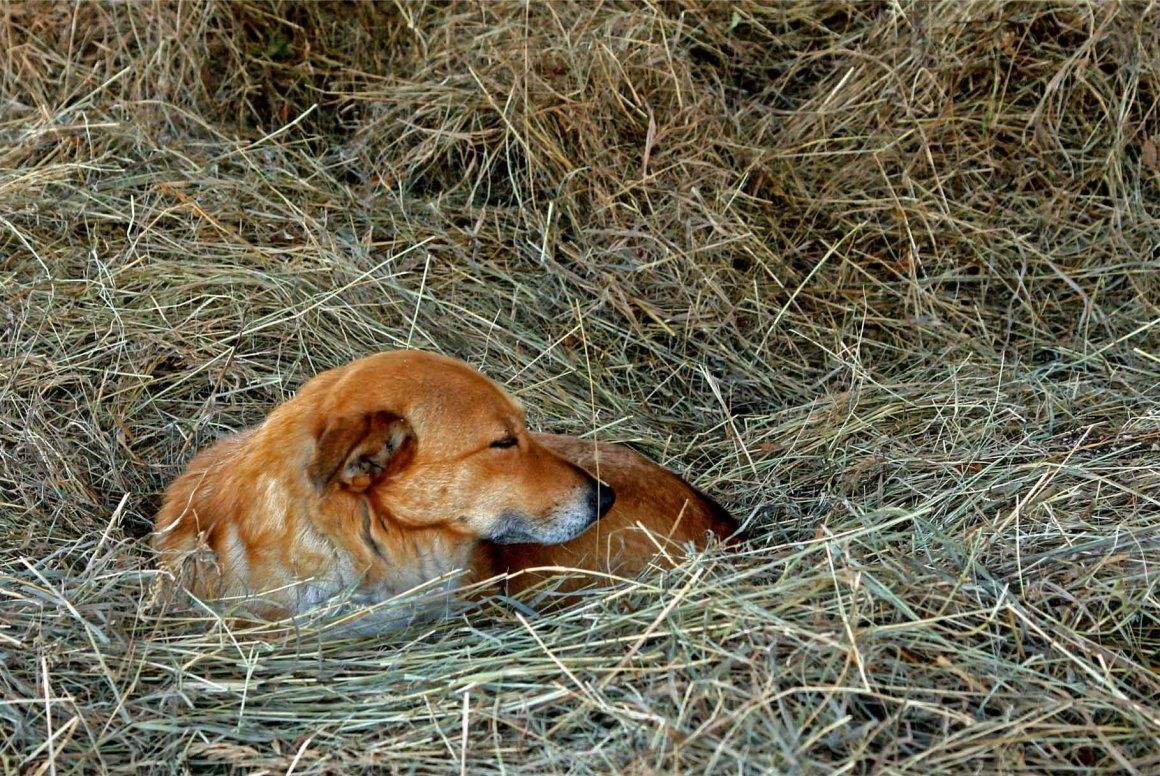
[309,411,414,493]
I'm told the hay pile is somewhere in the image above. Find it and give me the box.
[1,1,1157,772]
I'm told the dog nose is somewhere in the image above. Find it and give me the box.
[595,482,616,517]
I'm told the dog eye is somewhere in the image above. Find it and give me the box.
[490,436,518,449]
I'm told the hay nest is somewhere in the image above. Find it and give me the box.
[1,1,1157,772]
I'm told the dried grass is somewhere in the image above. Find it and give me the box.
[1,1,1158,773]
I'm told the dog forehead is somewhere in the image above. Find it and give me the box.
[408,372,521,428]
[355,351,521,424]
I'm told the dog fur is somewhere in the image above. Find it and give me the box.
[153,351,736,623]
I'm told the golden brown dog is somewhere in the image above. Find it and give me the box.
[153,351,735,625]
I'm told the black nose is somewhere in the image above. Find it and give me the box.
[595,481,616,518]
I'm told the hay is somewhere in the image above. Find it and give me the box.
[1,0,1158,772]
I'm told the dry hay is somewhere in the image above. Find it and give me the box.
[1,1,1158,773]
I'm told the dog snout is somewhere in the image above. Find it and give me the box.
[591,480,615,518]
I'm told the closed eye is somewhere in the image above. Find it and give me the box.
[490,435,518,449]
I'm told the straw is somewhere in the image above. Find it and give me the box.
[1,1,1157,772]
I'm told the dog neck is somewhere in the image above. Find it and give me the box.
[354,496,476,594]
[281,491,477,622]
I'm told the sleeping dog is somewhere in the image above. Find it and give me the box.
[153,351,736,625]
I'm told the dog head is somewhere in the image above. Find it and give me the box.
[300,351,614,544]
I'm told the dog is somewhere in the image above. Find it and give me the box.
[153,351,736,625]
